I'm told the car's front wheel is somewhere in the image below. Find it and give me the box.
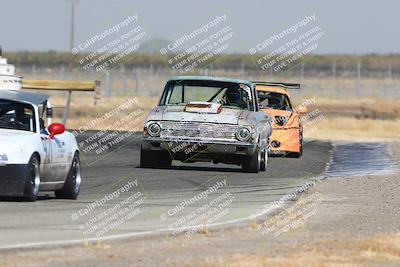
[140,146,172,168]
[55,152,81,199]
[242,147,261,173]
[287,131,303,158]
[24,154,41,201]
[260,148,268,171]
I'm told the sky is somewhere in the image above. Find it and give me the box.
[0,0,399,54]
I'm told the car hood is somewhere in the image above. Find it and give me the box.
[147,105,252,125]
[261,108,297,128]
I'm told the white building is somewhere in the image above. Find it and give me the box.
[0,47,22,90]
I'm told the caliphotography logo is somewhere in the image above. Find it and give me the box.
[159,14,235,72]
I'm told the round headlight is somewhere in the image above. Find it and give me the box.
[147,122,161,137]
[236,127,251,141]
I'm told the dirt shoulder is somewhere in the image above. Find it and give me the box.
[1,144,399,267]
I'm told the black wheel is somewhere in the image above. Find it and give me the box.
[242,147,261,173]
[140,146,171,168]
[158,152,172,168]
[140,146,154,168]
[24,154,40,201]
[260,148,267,171]
[55,152,81,199]
[298,137,303,157]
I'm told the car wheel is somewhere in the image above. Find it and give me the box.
[287,131,303,158]
[298,136,303,157]
[260,148,267,171]
[140,146,172,168]
[55,152,81,199]
[140,146,156,168]
[24,154,40,201]
[158,152,172,168]
[242,147,261,173]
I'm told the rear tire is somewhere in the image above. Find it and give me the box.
[24,154,40,201]
[242,147,261,173]
[55,152,81,199]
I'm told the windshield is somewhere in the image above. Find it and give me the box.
[257,91,292,111]
[0,100,36,132]
[161,80,254,111]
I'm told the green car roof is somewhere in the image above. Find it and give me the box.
[167,76,253,86]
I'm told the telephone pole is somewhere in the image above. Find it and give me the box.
[356,62,361,98]
[68,0,78,72]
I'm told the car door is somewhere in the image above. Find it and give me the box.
[41,132,70,182]
[51,133,70,180]
[38,101,70,182]
[40,132,60,182]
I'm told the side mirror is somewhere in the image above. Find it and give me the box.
[297,106,307,114]
[48,123,65,139]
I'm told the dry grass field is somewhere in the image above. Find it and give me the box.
[199,234,400,267]
[294,97,400,141]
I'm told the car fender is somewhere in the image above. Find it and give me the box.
[63,131,79,158]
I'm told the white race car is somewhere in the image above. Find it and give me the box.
[0,90,81,201]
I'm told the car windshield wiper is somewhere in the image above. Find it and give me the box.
[167,103,186,106]
[207,88,226,102]
[222,105,244,110]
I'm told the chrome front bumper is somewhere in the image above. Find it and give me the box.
[142,137,257,156]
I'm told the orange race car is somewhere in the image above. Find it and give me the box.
[255,82,307,158]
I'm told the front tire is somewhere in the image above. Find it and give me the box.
[140,146,172,168]
[24,154,41,201]
[260,148,267,171]
[158,152,172,168]
[55,152,81,199]
[287,132,303,158]
[242,147,261,173]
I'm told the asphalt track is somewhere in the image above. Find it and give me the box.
[1,132,369,250]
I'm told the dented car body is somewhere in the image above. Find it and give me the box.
[141,76,272,173]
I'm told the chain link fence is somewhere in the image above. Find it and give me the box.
[18,62,400,99]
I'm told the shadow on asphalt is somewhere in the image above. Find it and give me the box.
[136,164,244,173]
[0,194,56,202]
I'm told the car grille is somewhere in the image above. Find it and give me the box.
[160,121,237,140]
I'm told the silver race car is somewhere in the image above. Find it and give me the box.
[141,76,272,173]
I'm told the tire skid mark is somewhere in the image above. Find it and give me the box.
[323,143,398,178]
